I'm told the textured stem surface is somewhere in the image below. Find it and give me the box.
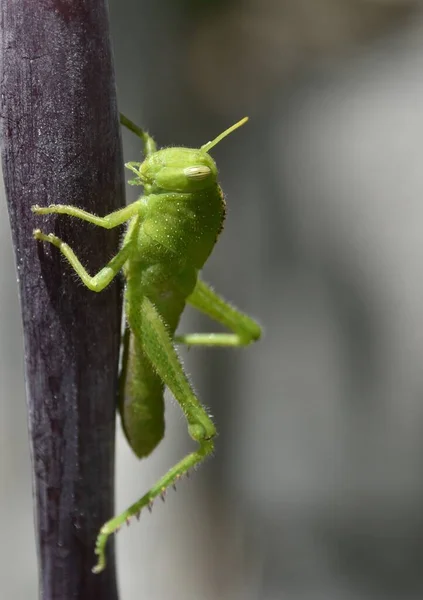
[0,1,124,598]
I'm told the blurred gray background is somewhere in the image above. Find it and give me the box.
[2,1,423,598]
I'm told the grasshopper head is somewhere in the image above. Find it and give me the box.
[140,147,218,193]
[128,117,248,194]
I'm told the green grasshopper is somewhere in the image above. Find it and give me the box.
[32,114,261,573]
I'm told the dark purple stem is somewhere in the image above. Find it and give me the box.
[0,1,123,598]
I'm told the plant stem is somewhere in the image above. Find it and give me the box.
[0,1,123,598]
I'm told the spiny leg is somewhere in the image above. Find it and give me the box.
[32,199,142,229]
[120,113,157,156]
[174,277,262,347]
[33,230,134,292]
[93,296,215,573]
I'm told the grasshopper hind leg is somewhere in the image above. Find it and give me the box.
[93,296,215,573]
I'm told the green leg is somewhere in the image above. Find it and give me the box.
[174,278,262,347]
[93,296,215,573]
[33,230,134,292]
[120,113,157,156]
[32,199,143,229]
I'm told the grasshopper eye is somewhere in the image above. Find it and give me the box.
[183,166,211,180]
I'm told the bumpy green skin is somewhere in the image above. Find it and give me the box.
[32,115,261,574]
[121,149,225,458]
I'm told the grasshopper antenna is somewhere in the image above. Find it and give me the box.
[201,117,248,153]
